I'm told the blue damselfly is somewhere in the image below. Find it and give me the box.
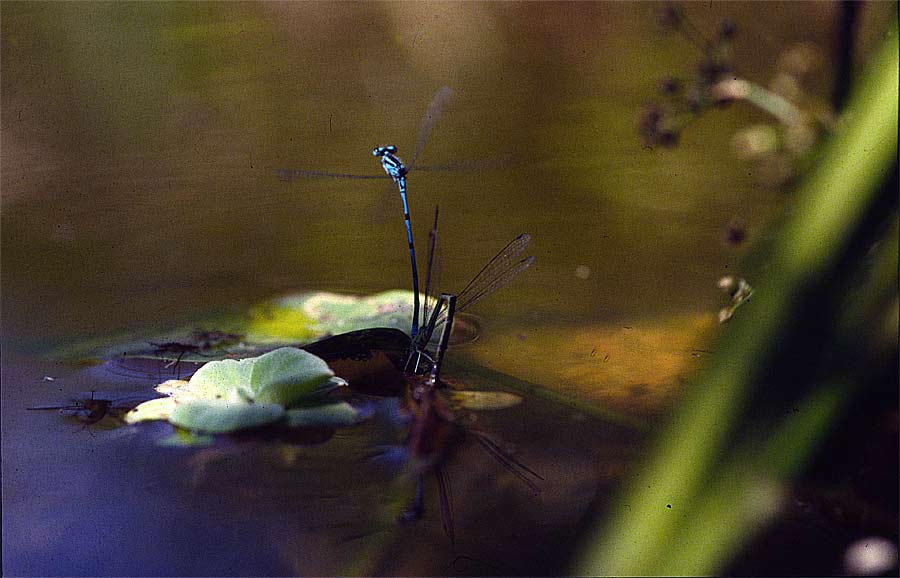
[276,87,461,339]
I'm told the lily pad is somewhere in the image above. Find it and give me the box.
[45,290,422,367]
[283,402,362,428]
[125,396,177,424]
[169,399,285,433]
[126,347,344,432]
[187,357,255,400]
[247,347,335,406]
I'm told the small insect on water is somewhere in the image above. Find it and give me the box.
[116,330,246,380]
[150,329,243,365]
[148,341,205,370]
[27,391,151,432]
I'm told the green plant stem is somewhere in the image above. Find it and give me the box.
[716,78,804,126]
[574,17,897,577]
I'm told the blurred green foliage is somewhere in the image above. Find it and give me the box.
[575,15,897,576]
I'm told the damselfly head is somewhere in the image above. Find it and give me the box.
[372,145,397,157]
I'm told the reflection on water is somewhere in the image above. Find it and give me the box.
[3,2,891,575]
[3,2,825,345]
[3,350,637,575]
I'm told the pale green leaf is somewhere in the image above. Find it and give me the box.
[186,357,255,400]
[169,399,284,433]
[155,379,194,401]
[248,347,335,407]
[283,402,362,428]
[125,397,177,423]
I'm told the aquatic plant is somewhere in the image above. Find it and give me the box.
[577,11,897,576]
[125,347,362,434]
[640,4,835,189]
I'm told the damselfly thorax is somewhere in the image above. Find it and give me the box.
[372,145,407,182]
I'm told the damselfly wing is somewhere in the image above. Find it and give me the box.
[398,293,542,543]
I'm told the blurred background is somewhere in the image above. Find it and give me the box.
[2,2,896,576]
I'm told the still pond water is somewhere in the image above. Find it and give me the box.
[2,2,889,575]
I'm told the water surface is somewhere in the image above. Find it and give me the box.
[3,2,888,575]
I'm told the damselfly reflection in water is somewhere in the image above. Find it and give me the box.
[396,292,543,544]
[367,205,539,543]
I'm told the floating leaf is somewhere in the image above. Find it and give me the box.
[450,390,523,411]
[155,379,194,400]
[253,290,416,339]
[187,357,255,400]
[245,302,319,341]
[46,290,420,365]
[247,347,335,406]
[283,402,363,429]
[125,397,177,424]
[123,348,345,434]
[169,399,284,433]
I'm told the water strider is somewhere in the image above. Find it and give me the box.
[28,391,152,430]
